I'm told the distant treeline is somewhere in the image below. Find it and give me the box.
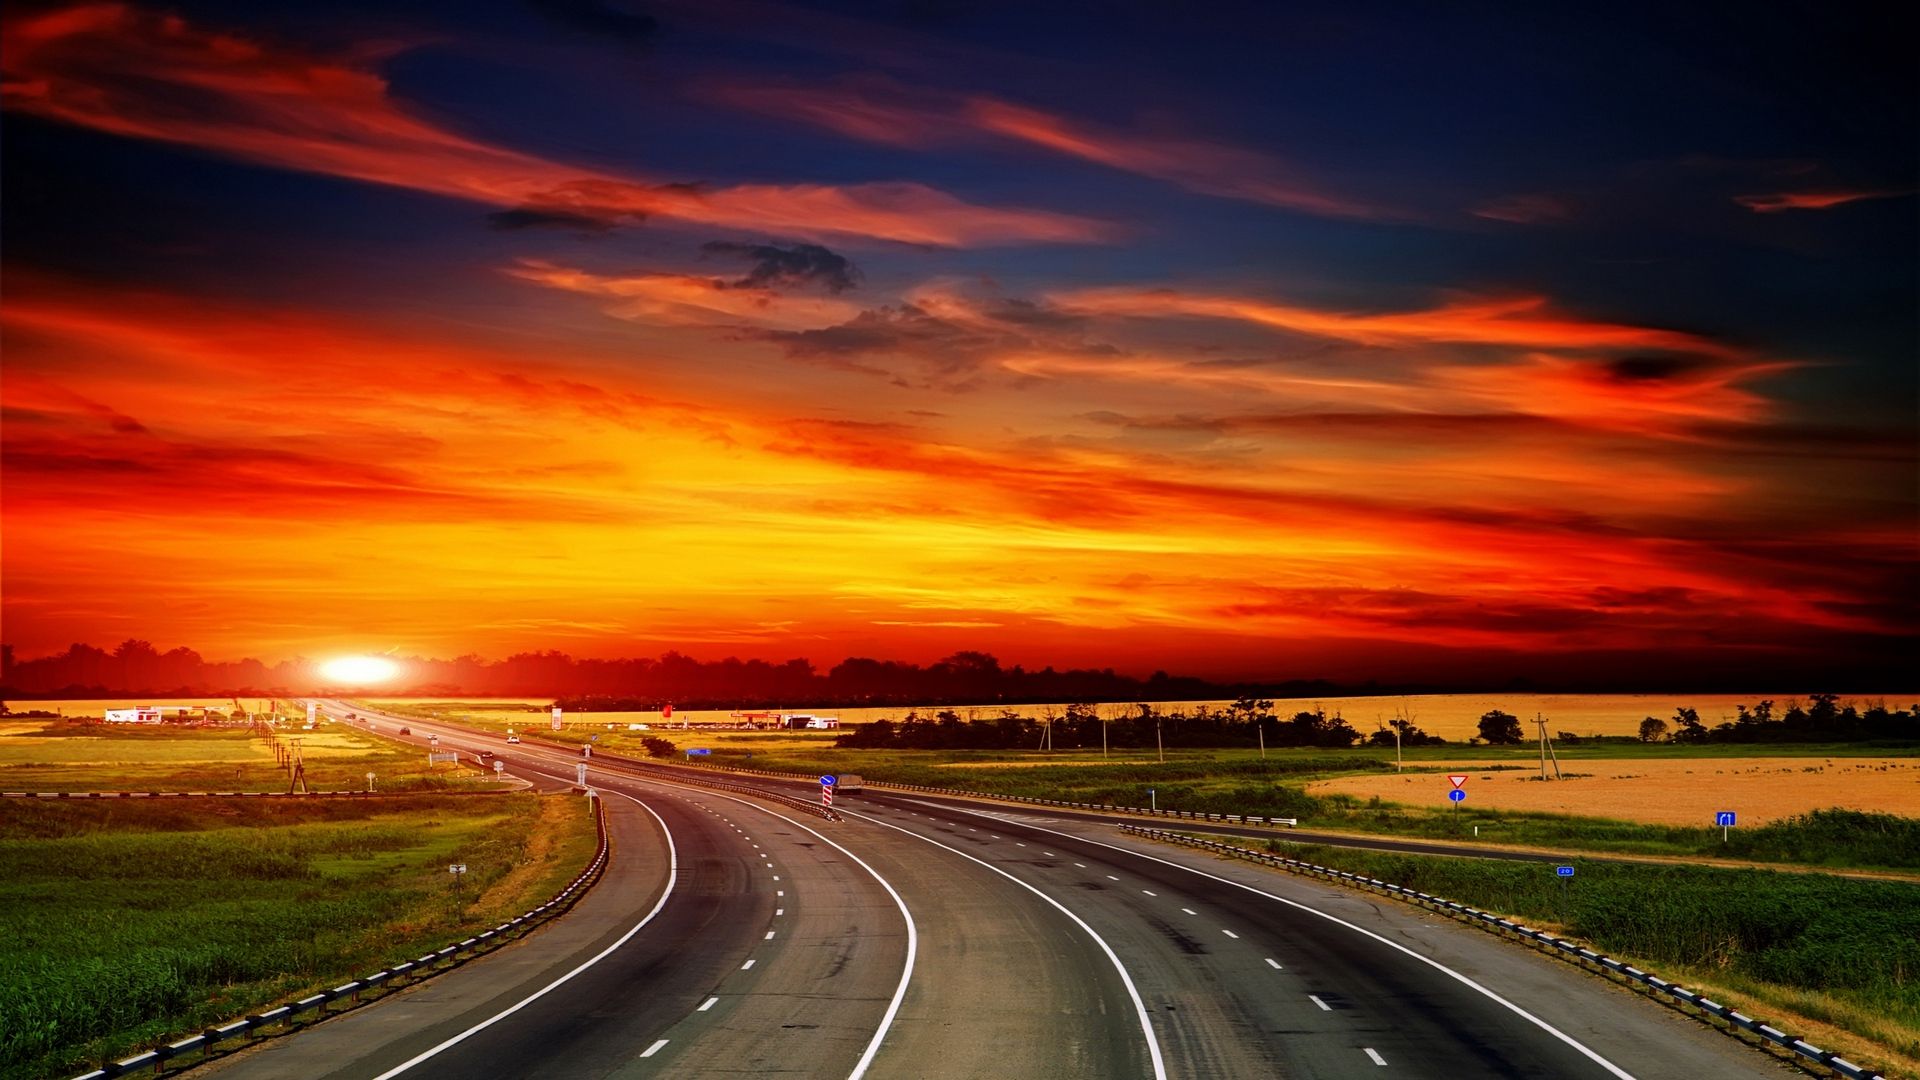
[835,700,1447,751]
[834,696,1918,751]
[3,641,1363,703]
[1640,695,1917,744]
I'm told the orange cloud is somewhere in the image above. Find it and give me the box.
[711,77,1392,219]
[3,275,1907,670]
[1734,189,1911,213]
[1050,287,1743,358]
[505,261,863,330]
[0,4,1108,246]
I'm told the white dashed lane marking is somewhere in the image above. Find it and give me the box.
[1309,995,1331,1011]
[1365,1048,1387,1066]
[641,1040,668,1058]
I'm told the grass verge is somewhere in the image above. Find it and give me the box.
[0,718,493,794]
[0,792,597,1080]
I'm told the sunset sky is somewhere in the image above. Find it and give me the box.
[3,1,1915,685]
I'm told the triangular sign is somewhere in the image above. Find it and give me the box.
[1448,774,1468,788]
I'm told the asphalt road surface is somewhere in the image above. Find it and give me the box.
[195,703,1796,1079]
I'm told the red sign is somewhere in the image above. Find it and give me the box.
[1448,774,1469,788]
[662,703,673,718]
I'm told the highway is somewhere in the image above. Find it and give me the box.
[196,702,1795,1079]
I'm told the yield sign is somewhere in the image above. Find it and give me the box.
[1448,774,1469,789]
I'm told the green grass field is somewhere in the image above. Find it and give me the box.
[1227,835,1920,1076]
[0,792,597,1080]
[0,718,493,794]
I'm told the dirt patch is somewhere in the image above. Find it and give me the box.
[472,796,566,914]
[1308,757,1920,825]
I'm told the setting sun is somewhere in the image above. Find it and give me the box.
[319,655,401,685]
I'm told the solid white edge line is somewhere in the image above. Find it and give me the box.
[840,806,1169,1080]
[671,789,917,1080]
[368,789,678,1080]
[934,803,1637,1080]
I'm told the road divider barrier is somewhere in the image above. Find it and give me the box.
[511,738,842,822]
[1118,823,1886,1080]
[673,759,1297,827]
[68,794,612,1079]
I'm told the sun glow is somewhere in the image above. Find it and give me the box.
[320,655,401,685]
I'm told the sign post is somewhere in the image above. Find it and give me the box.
[365,771,375,792]
[448,863,466,890]
[1716,810,1736,843]
[576,762,588,787]
[552,706,563,731]
[306,702,317,724]
[493,760,505,777]
[1555,864,1574,921]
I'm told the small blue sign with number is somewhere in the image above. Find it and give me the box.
[1556,865,1575,877]
[1448,789,1465,803]
[820,775,836,787]
[1716,811,1736,827]
[687,748,710,755]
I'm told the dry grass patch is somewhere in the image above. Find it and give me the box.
[1310,756,1920,826]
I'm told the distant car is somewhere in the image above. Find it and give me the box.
[479,750,494,760]
[398,726,410,735]
[506,735,521,743]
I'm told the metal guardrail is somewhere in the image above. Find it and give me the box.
[1119,824,1887,1080]
[68,795,612,1079]
[679,760,1297,827]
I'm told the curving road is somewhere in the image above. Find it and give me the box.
[194,703,1793,1079]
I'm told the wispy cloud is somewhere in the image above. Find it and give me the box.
[0,4,1110,246]
[710,76,1395,220]
[505,259,864,329]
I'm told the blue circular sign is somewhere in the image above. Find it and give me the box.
[1447,789,1465,802]
[820,775,836,786]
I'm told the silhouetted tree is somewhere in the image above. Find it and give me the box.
[1478,709,1524,745]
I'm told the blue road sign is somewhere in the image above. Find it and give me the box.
[1447,789,1465,803]
[1556,866,1575,877]
[821,775,837,787]
[1716,811,1736,827]
[687,748,710,756]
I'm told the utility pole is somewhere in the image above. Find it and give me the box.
[1534,714,1561,780]
[1156,713,1164,763]
[1257,718,1265,761]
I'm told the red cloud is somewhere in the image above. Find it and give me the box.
[0,4,1108,246]
[1733,189,1911,213]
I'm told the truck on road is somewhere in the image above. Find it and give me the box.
[831,774,863,794]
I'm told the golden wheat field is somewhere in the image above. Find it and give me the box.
[1309,757,1920,826]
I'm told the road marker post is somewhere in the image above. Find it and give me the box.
[822,773,836,808]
